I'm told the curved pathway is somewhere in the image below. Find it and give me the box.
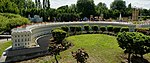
[37,35,52,49]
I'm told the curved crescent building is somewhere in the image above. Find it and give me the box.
[11,21,135,49]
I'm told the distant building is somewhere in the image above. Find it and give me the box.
[28,15,43,22]
[132,8,139,21]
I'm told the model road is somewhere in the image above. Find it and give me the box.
[37,35,52,49]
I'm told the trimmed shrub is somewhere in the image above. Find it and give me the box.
[113,26,121,33]
[100,26,106,32]
[92,25,99,32]
[107,25,113,32]
[61,26,69,32]
[135,28,149,35]
[52,29,67,44]
[84,25,90,33]
[76,26,82,32]
[120,27,129,32]
[70,26,76,32]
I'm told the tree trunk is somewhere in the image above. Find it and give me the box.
[55,54,59,63]
[128,53,131,63]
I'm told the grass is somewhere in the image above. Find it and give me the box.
[18,34,150,63]
[0,41,11,56]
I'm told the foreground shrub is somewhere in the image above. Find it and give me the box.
[61,26,69,32]
[84,25,90,33]
[117,32,150,62]
[100,26,106,33]
[92,25,99,32]
[113,26,121,33]
[52,29,67,44]
[120,27,129,32]
[70,26,76,32]
[72,48,89,63]
[107,25,113,32]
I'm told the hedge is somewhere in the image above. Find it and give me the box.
[100,26,106,32]
[107,25,113,32]
[120,27,129,32]
[92,25,99,32]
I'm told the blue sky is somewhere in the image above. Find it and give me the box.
[33,0,150,9]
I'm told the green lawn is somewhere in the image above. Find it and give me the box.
[18,34,150,63]
[0,41,11,56]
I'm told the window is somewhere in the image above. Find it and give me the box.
[25,38,26,41]
[28,35,29,36]
[28,38,30,41]
[18,35,20,37]
[22,39,23,42]
[15,44,17,46]
[25,35,26,36]
[25,43,26,45]
[18,44,20,46]
[15,39,17,42]
[21,35,23,37]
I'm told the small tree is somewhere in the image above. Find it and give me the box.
[61,26,69,32]
[107,25,113,32]
[120,27,129,32]
[117,32,150,63]
[92,25,99,33]
[84,25,90,33]
[52,29,67,44]
[70,26,76,35]
[113,26,121,33]
[72,48,89,63]
[76,26,82,34]
[100,26,106,33]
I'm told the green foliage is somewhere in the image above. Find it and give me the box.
[70,26,76,33]
[92,25,99,32]
[61,26,69,32]
[0,41,11,56]
[76,26,82,32]
[117,32,150,61]
[113,26,121,33]
[84,25,90,33]
[0,13,30,32]
[100,26,106,32]
[120,27,129,32]
[52,29,67,43]
[107,25,113,32]
[77,0,96,18]
[135,28,149,35]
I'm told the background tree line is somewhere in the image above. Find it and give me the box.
[0,0,150,22]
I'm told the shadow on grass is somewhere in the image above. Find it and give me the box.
[131,56,150,63]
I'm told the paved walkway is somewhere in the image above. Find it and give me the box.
[0,38,11,43]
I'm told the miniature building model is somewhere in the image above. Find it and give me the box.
[132,8,139,21]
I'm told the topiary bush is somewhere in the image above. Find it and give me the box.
[120,27,129,32]
[107,25,113,32]
[76,26,82,32]
[84,25,90,33]
[100,26,106,33]
[135,28,149,35]
[92,25,99,33]
[61,26,69,32]
[52,29,67,44]
[113,26,121,33]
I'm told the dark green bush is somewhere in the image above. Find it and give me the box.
[92,25,99,32]
[120,27,129,32]
[70,26,76,32]
[100,26,106,32]
[61,26,69,32]
[113,26,121,33]
[76,26,82,32]
[135,28,149,35]
[52,29,67,44]
[84,25,90,33]
[107,25,113,32]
